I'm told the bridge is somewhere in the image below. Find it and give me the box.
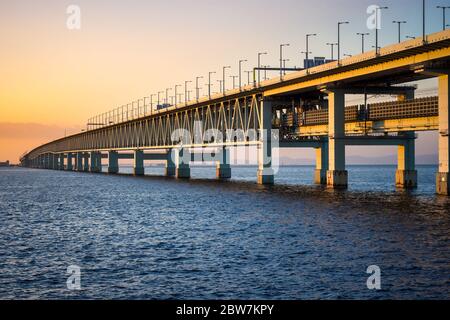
[21,29,450,195]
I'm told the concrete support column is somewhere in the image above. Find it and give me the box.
[76,152,83,171]
[90,151,102,173]
[216,147,231,180]
[437,74,450,195]
[175,148,191,179]
[49,154,56,170]
[396,132,417,189]
[314,139,329,185]
[58,154,65,170]
[327,89,348,188]
[133,150,145,176]
[257,99,275,185]
[108,151,119,174]
[165,150,176,177]
[66,153,73,171]
[83,153,89,172]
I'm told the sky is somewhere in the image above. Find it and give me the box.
[0,0,448,163]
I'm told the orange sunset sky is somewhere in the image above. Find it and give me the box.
[0,0,444,164]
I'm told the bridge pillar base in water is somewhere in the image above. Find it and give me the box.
[165,166,176,177]
[396,170,418,189]
[436,172,450,195]
[108,151,119,174]
[90,152,102,173]
[216,164,231,180]
[314,169,327,185]
[327,170,348,189]
[133,150,145,176]
[257,169,274,185]
[176,166,191,179]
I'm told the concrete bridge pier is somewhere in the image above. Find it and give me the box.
[314,140,329,185]
[165,150,176,177]
[133,150,145,176]
[108,151,119,174]
[76,152,83,171]
[50,154,57,170]
[326,89,348,189]
[58,154,65,170]
[216,147,231,180]
[437,74,450,195]
[90,151,102,173]
[175,148,191,179]
[257,99,275,185]
[396,132,418,189]
[66,153,73,171]
[83,153,89,172]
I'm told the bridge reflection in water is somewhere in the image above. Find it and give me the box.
[21,29,450,195]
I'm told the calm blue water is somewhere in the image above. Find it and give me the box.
[0,165,449,300]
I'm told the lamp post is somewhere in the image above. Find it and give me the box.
[149,94,156,114]
[338,21,350,64]
[356,33,369,53]
[437,6,450,30]
[375,7,389,55]
[239,59,247,91]
[245,71,252,85]
[157,91,164,106]
[230,75,238,89]
[326,42,338,60]
[280,44,290,80]
[223,66,231,94]
[258,52,268,86]
[208,72,216,99]
[165,88,172,105]
[185,81,192,105]
[283,59,290,75]
[217,80,223,93]
[174,84,181,106]
[196,76,203,102]
[305,34,316,72]
[393,21,407,43]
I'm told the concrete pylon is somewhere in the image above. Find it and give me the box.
[59,154,65,170]
[67,153,73,171]
[314,139,329,185]
[133,150,145,176]
[108,151,119,174]
[83,153,89,172]
[76,152,83,171]
[165,150,176,177]
[216,147,231,180]
[175,148,190,179]
[396,132,418,189]
[326,89,348,188]
[437,74,450,195]
[257,99,274,185]
[90,151,102,173]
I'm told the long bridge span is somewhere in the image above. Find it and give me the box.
[21,29,450,195]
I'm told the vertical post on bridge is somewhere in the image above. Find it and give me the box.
[67,153,73,171]
[165,150,176,177]
[83,153,89,172]
[257,98,274,185]
[90,151,102,173]
[216,147,231,180]
[176,148,191,179]
[108,151,119,174]
[326,89,348,188]
[59,154,65,170]
[396,132,418,189]
[314,139,329,185]
[437,74,450,195]
[133,150,145,176]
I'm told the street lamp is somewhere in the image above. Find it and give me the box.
[338,21,350,64]
[280,44,290,80]
[356,33,369,53]
[196,76,203,101]
[305,34,316,72]
[283,59,290,75]
[223,66,231,94]
[184,81,192,105]
[165,88,172,105]
[326,42,338,60]
[393,21,407,43]
[174,84,181,106]
[423,0,426,44]
[375,6,388,55]
[230,75,238,89]
[217,80,223,93]
[245,71,252,85]
[208,72,216,99]
[157,91,164,106]
[239,59,247,91]
[437,6,450,30]
[258,52,268,86]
